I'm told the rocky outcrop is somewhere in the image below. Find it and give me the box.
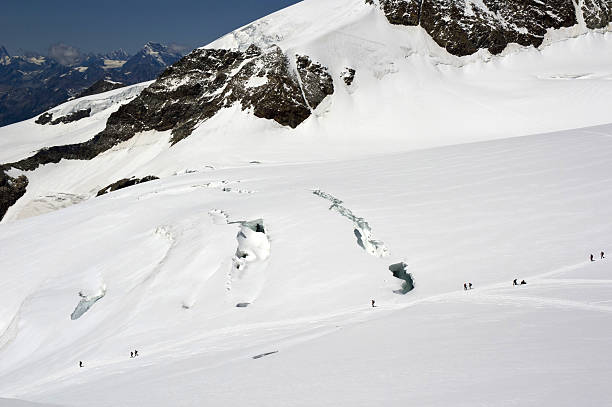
[105,44,333,144]
[0,44,333,219]
[35,112,53,125]
[341,68,356,86]
[583,0,612,28]
[0,170,28,221]
[36,108,92,125]
[296,55,335,108]
[377,0,610,56]
[96,176,159,196]
[379,0,421,26]
[22,44,333,152]
[76,79,126,98]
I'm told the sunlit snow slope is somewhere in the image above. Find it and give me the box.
[1,0,612,405]
[2,125,612,406]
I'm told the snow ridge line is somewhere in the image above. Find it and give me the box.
[0,303,23,351]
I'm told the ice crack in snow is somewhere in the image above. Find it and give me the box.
[313,189,389,258]
[70,286,107,320]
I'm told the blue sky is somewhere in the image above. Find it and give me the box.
[0,0,301,55]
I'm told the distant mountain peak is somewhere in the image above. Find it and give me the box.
[0,41,183,127]
[0,46,10,65]
[143,42,165,51]
[104,49,130,61]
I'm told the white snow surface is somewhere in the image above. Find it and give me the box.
[1,0,612,405]
[1,127,612,406]
[0,82,151,164]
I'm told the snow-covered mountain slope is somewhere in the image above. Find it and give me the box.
[1,0,612,404]
[1,125,612,406]
[1,3,612,221]
[0,83,151,164]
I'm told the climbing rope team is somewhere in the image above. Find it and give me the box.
[80,251,610,368]
[80,350,140,368]
[591,251,605,262]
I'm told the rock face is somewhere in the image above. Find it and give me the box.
[36,109,92,125]
[87,44,333,146]
[96,176,159,196]
[34,113,54,125]
[0,170,28,220]
[583,0,612,28]
[4,45,330,169]
[377,0,610,56]
[0,44,333,220]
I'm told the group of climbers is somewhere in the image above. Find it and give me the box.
[79,350,139,368]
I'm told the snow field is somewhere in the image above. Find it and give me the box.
[1,126,612,405]
[0,0,612,404]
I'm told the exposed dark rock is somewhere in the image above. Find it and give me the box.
[296,55,334,108]
[96,175,159,196]
[583,0,612,28]
[36,108,92,125]
[376,0,605,56]
[68,44,333,147]
[77,79,126,98]
[52,109,91,125]
[0,169,28,221]
[341,68,356,86]
[35,112,53,125]
[379,0,421,26]
[51,108,91,125]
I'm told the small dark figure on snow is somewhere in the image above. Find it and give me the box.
[520,280,527,285]
[601,251,605,259]
[513,279,518,286]
[130,351,134,358]
[464,283,468,291]
[79,361,83,368]
[591,254,595,262]
[469,283,473,290]
[371,299,376,308]
[134,350,139,357]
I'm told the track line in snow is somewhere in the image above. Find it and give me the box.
[457,292,612,314]
[208,209,230,225]
[138,180,256,201]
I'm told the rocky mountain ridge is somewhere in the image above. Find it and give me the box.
[0,0,611,221]
[376,0,611,55]
[0,42,184,127]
